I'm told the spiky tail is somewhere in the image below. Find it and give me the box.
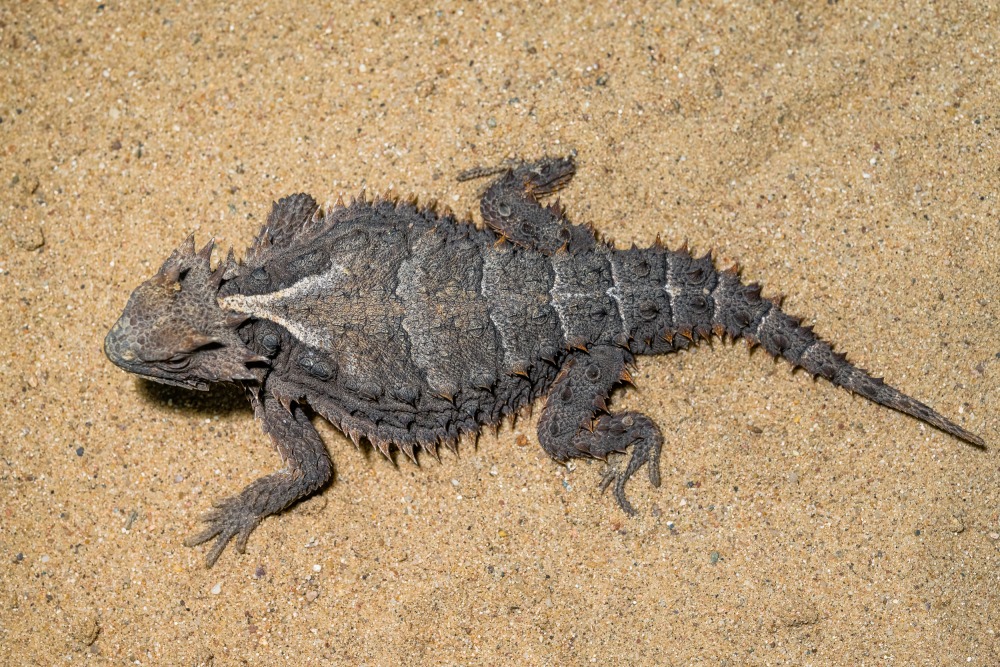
[710,267,985,448]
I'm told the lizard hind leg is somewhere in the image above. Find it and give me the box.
[459,155,596,255]
[537,345,663,515]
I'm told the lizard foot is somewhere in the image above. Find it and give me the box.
[584,413,663,516]
[184,494,264,568]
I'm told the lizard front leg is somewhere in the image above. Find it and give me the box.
[459,155,597,254]
[537,345,663,515]
[185,387,332,567]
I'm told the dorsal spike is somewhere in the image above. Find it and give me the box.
[373,438,392,459]
[400,442,418,465]
[422,439,440,462]
[346,429,361,449]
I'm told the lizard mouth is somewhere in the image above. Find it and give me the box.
[104,316,212,391]
[134,372,211,392]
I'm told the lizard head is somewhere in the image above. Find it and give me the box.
[105,236,266,391]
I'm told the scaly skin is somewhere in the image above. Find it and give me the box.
[105,156,985,567]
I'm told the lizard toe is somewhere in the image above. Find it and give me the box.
[185,495,263,567]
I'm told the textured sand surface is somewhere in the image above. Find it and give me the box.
[1,2,997,664]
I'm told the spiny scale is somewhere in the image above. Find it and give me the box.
[103,155,984,567]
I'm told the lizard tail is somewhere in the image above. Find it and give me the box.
[710,266,985,448]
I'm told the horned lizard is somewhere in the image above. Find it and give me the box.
[104,156,984,566]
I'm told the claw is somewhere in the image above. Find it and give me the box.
[593,418,663,517]
[185,496,262,568]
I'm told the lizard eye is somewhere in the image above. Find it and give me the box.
[159,354,193,371]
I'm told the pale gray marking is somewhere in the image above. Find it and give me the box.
[219,263,349,352]
[660,254,675,326]
[481,250,516,364]
[663,261,682,301]
[605,252,628,332]
[753,306,776,339]
[396,246,443,389]
[798,340,822,366]
[548,254,582,338]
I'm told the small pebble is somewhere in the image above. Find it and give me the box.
[75,447,85,457]
[709,551,720,565]
[305,590,319,602]
[13,224,44,251]
[209,582,222,595]
[69,610,100,646]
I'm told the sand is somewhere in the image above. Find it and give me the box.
[1,1,997,664]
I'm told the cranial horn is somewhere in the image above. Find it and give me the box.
[179,233,196,256]
[197,238,216,262]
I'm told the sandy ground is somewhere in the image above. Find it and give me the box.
[1,1,997,665]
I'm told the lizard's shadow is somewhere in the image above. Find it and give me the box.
[135,379,252,417]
